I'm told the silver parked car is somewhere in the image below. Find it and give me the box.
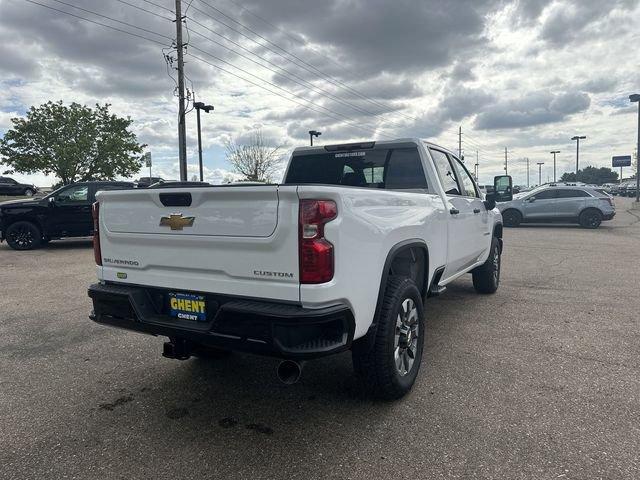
[498,184,616,228]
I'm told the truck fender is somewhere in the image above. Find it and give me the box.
[355,239,429,352]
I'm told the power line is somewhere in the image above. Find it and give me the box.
[140,0,174,14]
[21,0,170,46]
[187,44,394,139]
[190,0,421,124]
[188,51,394,140]
[114,0,174,21]
[45,0,173,40]
[21,0,388,141]
[185,21,412,128]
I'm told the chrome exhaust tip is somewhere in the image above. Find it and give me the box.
[276,360,303,385]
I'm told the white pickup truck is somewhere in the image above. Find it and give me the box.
[88,139,513,399]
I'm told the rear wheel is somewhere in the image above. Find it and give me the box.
[579,209,602,229]
[352,276,425,400]
[23,188,35,197]
[472,236,501,294]
[502,209,522,227]
[5,221,42,250]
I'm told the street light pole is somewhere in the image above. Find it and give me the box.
[537,162,544,186]
[571,136,586,174]
[630,94,640,202]
[193,102,214,182]
[550,150,560,182]
[309,130,322,146]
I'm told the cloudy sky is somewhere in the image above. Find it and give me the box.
[0,0,639,187]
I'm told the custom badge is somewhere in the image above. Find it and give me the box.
[159,213,195,230]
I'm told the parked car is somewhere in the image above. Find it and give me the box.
[0,181,134,250]
[623,180,638,197]
[135,176,165,188]
[88,139,513,399]
[498,184,615,228]
[0,176,39,197]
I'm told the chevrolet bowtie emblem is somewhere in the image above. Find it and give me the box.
[159,214,195,230]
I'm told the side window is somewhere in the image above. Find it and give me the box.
[56,185,89,203]
[530,189,556,201]
[384,148,428,190]
[557,189,589,198]
[429,149,461,195]
[451,157,479,198]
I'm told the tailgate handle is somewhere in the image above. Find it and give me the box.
[159,193,192,207]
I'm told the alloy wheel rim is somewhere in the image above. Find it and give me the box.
[493,245,500,283]
[9,226,34,249]
[394,298,419,376]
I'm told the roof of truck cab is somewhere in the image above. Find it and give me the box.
[292,138,454,155]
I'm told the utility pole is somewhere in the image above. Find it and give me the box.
[175,0,188,181]
[504,147,508,175]
[537,162,544,186]
[550,151,560,182]
[458,126,462,161]
[525,157,530,188]
[571,136,586,175]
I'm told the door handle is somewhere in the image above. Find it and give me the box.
[449,208,460,215]
[473,208,481,214]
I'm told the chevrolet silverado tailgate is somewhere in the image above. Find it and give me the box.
[95,186,300,302]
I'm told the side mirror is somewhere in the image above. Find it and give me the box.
[494,175,513,202]
[48,197,56,207]
[528,196,536,203]
[484,193,496,210]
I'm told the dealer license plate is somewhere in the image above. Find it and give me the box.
[168,292,207,322]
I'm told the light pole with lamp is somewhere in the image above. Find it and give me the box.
[630,94,640,202]
[571,136,586,174]
[536,162,545,186]
[550,150,560,182]
[309,130,322,146]
[194,102,214,182]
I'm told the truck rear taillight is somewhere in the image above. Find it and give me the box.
[92,202,102,266]
[299,199,337,284]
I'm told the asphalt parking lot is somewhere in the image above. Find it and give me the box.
[1,198,639,480]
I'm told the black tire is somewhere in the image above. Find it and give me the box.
[352,276,425,400]
[5,221,42,250]
[472,236,501,294]
[579,209,602,229]
[502,209,522,227]
[23,188,35,197]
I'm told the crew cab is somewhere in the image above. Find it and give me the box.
[0,181,134,250]
[88,139,512,398]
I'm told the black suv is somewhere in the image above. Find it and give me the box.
[0,176,39,197]
[0,181,134,250]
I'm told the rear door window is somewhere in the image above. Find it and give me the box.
[429,149,461,195]
[285,147,427,190]
[529,189,556,200]
[556,189,590,198]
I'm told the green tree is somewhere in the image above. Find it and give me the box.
[560,166,618,185]
[0,101,145,185]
